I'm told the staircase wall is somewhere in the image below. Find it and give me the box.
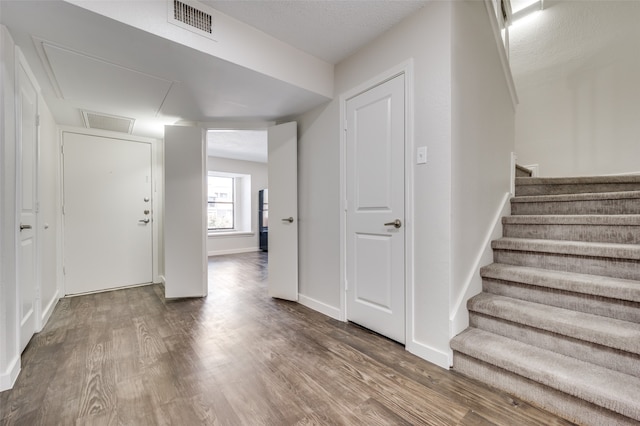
[449,0,516,351]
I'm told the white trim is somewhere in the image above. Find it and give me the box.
[510,151,517,195]
[208,231,254,238]
[339,59,415,343]
[40,288,59,327]
[208,247,259,257]
[448,191,511,363]
[0,355,20,392]
[484,0,519,110]
[298,294,341,321]
[521,163,539,177]
[406,340,451,370]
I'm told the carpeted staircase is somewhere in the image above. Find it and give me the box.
[450,174,640,426]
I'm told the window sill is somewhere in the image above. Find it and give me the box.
[208,231,255,238]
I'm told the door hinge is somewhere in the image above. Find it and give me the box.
[62,204,65,215]
[60,144,64,154]
[345,279,348,291]
[63,266,66,275]
[36,115,40,127]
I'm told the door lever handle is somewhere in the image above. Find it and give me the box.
[384,219,402,229]
[138,219,150,224]
[281,217,294,223]
[20,224,32,231]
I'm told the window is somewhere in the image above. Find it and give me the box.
[208,176,234,230]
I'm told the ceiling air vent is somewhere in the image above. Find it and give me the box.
[82,111,135,134]
[169,0,216,40]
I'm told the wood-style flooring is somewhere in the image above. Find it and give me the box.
[0,252,575,425]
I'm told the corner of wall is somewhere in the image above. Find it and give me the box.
[449,191,511,339]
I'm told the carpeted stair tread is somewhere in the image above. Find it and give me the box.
[468,293,640,355]
[515,175,640,196]
[512,190,640,204]
[492,237,640,260]
[480,263,640,303]
[451,328,640,421]
[502,214,640,225]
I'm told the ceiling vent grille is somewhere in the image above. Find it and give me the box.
[169,0,216,40]
[82,111,135,134]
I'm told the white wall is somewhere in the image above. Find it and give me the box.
[449,1,515,339]
[296,1,515,368]
[514,7,640,177]
[206,156,267,256]
[0,24,20,391]
[297,2,454,367]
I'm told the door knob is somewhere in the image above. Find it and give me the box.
[138,219,150,224]
[281,217,294,223]
[20,224,32,231]
[384,219,402,229]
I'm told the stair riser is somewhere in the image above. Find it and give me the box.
[452,353,638,425]
[503,223,640,244]
[515,183,640,197]
[469,313,640,378]
[493,250,640,280]
[483,278,640,324]
[511,199,640,215]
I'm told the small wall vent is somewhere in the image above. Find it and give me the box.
[169,0,216,40]
[82,111,135,134]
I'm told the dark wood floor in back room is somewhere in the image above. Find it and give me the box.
[0,252,575,425]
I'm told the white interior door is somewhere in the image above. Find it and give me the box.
[346,74,405,344]
[267,122,298,301]
[163,125,207,299]
[63,132,153,295]
[17,58,39,351]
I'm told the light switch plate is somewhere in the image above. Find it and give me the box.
[417,146,427,164]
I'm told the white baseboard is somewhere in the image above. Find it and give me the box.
[208,247,259,257]
[406,339,451,369]
[298,294,341,321]
[0,355,20,392]
[40,289,60,329]
[449,192,511,341]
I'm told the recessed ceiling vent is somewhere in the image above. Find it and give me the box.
[82,111,135,134]
[169,0,216,40]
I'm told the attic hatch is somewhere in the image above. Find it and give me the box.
[82,111,135,134]
[168,0,216,41]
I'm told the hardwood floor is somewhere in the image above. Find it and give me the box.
[1,252,575,425]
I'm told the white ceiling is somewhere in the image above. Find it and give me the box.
[207,130,268,163]
[0,0,427,161]
[202,0,429,64]
[4,1,634,162]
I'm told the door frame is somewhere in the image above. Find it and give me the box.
[59,127,162,295]
[339,60,414,345]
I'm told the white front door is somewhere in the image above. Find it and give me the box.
[346,74,406,344]
[62,132,153,295]
[17,57,39,351]
[267,122,298,301]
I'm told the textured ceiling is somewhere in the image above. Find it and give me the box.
[509,0,640,90]
[202,0,429,64]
